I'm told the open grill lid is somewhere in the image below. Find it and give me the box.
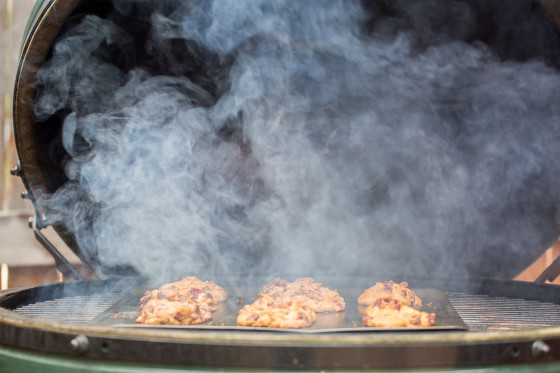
[13,0,90,279]
[12,0,136,278]
[11,0,560,281]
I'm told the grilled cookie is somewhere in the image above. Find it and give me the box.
[136,299,213,325]
[140,276,227,307]
[362,298,435,327]
[358,281,422,308]
[237,295,317,328]
[137,276,226,325]
[260,277,345,312]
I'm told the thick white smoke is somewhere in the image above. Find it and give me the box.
[33,0,560,282]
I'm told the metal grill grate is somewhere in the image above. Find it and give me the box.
[447,292,560,331]
[12,291,560,330]
[14,293,123,323]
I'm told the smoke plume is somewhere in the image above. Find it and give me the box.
[33,0,560,282]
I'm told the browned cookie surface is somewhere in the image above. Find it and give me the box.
[136,276,226,325]
[140,286,217,310]
[140,276,227,307]
[135,299,213,325]
[260,277,345,312]
[362,298,435,328]
[357,281,422,308]
[237,295,317,328]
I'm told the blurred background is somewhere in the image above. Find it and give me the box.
[0,0,558,290]
[0,0,85,290]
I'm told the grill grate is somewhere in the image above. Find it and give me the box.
[11,291,560,330]
[447,292,560,331]
[14,293,123,323]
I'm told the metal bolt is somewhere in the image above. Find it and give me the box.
[35,217,49,229]
[532,340,550,358]
[10,166,21,177]
[70,335,90,354]
[20,191,29,199]
[27,217,34,229]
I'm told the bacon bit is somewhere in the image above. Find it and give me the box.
[427,314,436,324]
[383,282,393,293]
[248,314,259,321]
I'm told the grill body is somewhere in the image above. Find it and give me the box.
[2,278,560,371]
[2,345,560,373]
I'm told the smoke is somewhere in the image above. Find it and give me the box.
[33,0,560,282]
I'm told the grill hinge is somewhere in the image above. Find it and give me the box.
[30,217,85,281]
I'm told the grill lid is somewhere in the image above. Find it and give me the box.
[11,0,560,280]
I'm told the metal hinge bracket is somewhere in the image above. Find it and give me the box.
[29,217,85,281]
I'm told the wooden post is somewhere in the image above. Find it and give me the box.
[0,263,8,290]
[0,0,36,212]
[0,0,13,211]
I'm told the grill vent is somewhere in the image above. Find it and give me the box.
[14,293,123,323]
[447,292,560,331]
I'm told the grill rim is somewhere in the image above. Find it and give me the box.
[2,305,560,369]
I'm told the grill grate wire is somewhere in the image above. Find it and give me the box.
[447,293,560,331]
[14,293,123,323]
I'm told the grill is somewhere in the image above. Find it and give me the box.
[2,277,560,370]
[5,0,560,371]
